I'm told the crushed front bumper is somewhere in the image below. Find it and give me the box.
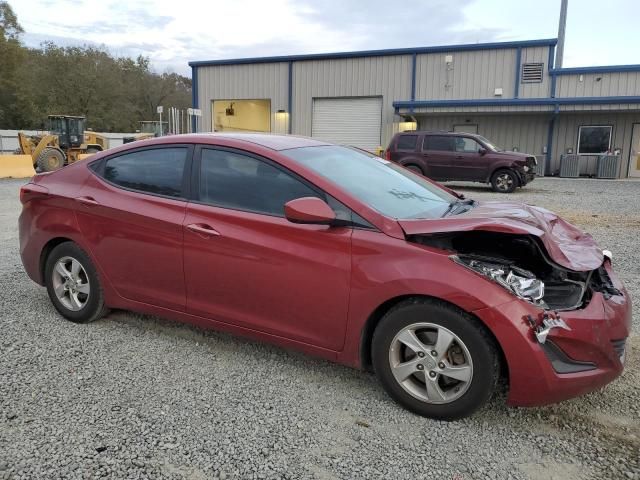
[474,260,631,407]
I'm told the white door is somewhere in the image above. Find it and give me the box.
[453,124,478,134]
[311,97,382,152]
[629,123,640,178]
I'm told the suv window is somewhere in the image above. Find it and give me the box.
[396,135,418,151]
[423,136,454,152]
[454,137,482,153]
[103,147,187,197]
[199,149,321,217]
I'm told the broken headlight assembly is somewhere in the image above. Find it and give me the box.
[451,255,546,307]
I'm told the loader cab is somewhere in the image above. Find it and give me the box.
[49,115,86,149]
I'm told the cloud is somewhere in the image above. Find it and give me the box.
[11,0,538,75]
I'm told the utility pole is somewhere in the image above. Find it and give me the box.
[556,0,568,68]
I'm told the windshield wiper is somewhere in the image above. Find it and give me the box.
[442,199,475,217]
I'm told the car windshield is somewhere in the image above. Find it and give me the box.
[476,135,501,151]
[282,145,455,219]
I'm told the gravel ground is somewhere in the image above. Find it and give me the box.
[0,177,638,480]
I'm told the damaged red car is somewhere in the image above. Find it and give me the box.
[18,134,631,420]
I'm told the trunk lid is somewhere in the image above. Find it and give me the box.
[398,201,603,271]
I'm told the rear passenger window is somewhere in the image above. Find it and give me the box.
[396,135,418,151]
[103,148,187,197]
[199,149,321,216]
[423,136,454,152]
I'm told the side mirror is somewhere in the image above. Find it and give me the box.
[284,197,336,225]
[479,148,487,155]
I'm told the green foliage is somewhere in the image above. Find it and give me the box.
[0,2,191,131]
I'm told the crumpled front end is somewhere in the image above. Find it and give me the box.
[407,222,631,407]
[474,259,631,406]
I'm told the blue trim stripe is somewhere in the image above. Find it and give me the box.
[514,46,522,99]
[393,96,640,109]
[287,61,293,134]
[191,66,198,132]
[545,114,556,175]
[551,64,640,75]
[188,38,557,67]
[548,45,556,98]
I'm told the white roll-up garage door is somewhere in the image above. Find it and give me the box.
[311,97,382,151]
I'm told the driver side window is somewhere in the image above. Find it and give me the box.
[454,137,482,153]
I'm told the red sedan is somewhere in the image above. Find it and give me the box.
[18,134,631,420]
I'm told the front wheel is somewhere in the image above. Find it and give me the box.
[36,147,65,172]
[490,169,518,193]
[372,298,499,420]
[44,242,108,323]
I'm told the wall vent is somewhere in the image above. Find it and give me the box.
[521,63,544,83]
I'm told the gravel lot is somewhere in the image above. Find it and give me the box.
[1,177,638,480]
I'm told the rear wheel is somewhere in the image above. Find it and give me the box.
[44,242,108,323]
[490,169,518,193]
[405,164,423,175]
[85,147,100,154]
[36,147,65,172]
[372,298,499,420]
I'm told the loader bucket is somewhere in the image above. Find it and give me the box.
[0,155,36,179]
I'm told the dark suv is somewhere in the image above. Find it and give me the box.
[385,131,537,193]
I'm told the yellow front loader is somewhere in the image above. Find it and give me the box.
[16,115,107,172]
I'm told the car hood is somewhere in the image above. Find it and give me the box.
[398,201,603,271]
[494,150,530,159]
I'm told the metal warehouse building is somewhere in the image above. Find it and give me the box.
[189,38,640,178]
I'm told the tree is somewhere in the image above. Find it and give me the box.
[0,1,27,127]
[0,2,192,131]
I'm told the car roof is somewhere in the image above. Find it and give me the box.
[397,130,478,137]
[152,133,332,151]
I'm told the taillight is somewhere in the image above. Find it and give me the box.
[385,149,391,160]
[20,184,49,204]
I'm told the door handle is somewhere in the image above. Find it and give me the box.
[455,155,463,159]
[186,223,221,237]
[75,196,99,206]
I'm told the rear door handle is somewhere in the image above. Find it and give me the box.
[186,223,221,237]
[75,196,99,206]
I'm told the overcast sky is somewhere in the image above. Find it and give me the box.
[12,0,640,75]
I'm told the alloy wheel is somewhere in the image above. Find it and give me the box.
[51,256,90,311]
[495,173,514,191]
[388,322,473,404]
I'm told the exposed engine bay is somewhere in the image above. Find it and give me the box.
[410,231,621,311]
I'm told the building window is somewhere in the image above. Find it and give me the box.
[577,126,612,154]
[521,63,544,83]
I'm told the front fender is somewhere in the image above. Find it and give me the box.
[338,229,516,367]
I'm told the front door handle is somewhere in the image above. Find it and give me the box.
[186,223,221,237]
[75,196,99,206]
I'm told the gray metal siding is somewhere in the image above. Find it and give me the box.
[519,46,551,99]
[551,112,640,176]
[556,72,640,98]
[414,48,517,100]
[196,63,289,132]
[291,55,412,148]
[417,114,549,156]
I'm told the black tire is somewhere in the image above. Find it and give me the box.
[36,147,65,172]
[44,242,108,323]
[405,164,424,175]
[85,147,100,154]
[490,169,518,193]
[372,298,500,421]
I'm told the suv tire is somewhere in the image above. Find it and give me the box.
[490,169,518,193]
